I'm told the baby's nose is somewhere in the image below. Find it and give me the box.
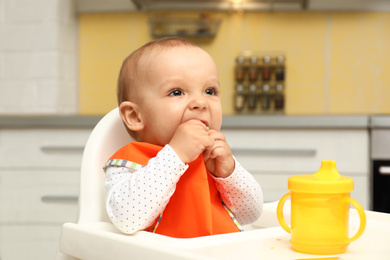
[189,96,207,110]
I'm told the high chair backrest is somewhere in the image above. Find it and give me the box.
[77,107,134,223]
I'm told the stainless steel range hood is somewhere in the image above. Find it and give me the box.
[131,0,308,11]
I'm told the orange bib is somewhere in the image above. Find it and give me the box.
[109,142,240,238]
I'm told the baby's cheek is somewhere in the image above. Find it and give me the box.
[212,117,222,131]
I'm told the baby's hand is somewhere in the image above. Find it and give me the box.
[169,120,214,164]
[203,130,235,178]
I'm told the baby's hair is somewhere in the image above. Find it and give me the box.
[117,37,198,105]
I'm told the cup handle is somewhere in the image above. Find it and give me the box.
[344,196,366,243]
[277,192,291,233]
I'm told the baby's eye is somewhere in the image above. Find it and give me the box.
[169,89,184,96]
[205,88,219,96]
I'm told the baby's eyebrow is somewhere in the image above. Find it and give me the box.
[204,79,220,86]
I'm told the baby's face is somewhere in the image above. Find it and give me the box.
[136,46,222,146]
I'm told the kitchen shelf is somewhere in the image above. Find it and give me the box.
[148,18,221,38]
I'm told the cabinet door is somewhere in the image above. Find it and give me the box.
[0,170,79,223]
[223,129,369,175]
[0,128,91,169]
[222,129,370,208]
[0,225,61,260]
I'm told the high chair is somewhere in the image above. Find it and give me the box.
[56,107,286,260]
[55,107,209,260]
[55,107,130,259]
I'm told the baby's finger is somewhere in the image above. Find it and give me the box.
[203,146,212,161]
[207,130,226,142]
[202,135,217,161]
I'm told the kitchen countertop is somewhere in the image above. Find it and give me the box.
[0,114,380,129]
[370,115,390,128]
[0,114,389,129]
[222,114,370,129]
[0,115,103,128]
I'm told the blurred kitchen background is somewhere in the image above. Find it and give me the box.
[0,0,390,259]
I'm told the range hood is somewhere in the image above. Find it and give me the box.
[131,0,308,11]
[76,0,390,13]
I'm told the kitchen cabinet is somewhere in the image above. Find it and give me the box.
[0,114,373,259]
[222,128,370,209]
[75,0,390,12]
[0,128,92,260]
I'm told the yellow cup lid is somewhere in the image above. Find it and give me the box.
[288,160,354,194]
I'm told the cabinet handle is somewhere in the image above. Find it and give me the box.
[41,195,78,203]
[231,148,316,157]
[379,166,390,175]
[41,146,84,153]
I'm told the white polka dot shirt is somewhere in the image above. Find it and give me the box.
[105,144,263,234]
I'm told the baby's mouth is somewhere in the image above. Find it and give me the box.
[184,118,210,129]
[200,120,210,130]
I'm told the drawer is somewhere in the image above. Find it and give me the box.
[251,173,290,203]
[223,129,369,175]
[0,128,91,169]
[0,225,61,260]
[0,170,79,223]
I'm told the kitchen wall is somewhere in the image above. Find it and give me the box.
[79,11,390,116]
[0,0,78,114]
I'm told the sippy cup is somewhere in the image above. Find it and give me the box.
[277,160,366,255]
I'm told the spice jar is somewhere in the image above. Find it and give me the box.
[234,84,246,112]
[248,56,259,82]
[235,56,246,82]
[260,84,270,111]
[248,84,258,111]
[274,84,284,111]
[275,55,285,81]
[261,56,271,82]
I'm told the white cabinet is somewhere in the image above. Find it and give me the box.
[0,226,63,260]
[222,129,370,209]
[0,119,372,259]
[0,128,91,260]
[0,170,79,223]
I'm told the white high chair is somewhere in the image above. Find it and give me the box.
[55,107,283,260]
[73,107,133,225]
[55,107,131,259]
[55,108,208,260]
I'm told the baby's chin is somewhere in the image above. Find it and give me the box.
[140,134,172,147]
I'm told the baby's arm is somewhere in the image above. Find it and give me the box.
[105,145,188,234]
[214,159,263,225]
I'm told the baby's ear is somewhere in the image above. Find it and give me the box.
[119,101,144,132]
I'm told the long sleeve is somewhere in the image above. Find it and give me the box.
[105,145,188,234]
[105,144,263,235]
[213,158,263,225]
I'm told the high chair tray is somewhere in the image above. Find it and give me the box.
[59,202,390,260]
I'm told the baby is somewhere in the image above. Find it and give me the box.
[104,37,263,238]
